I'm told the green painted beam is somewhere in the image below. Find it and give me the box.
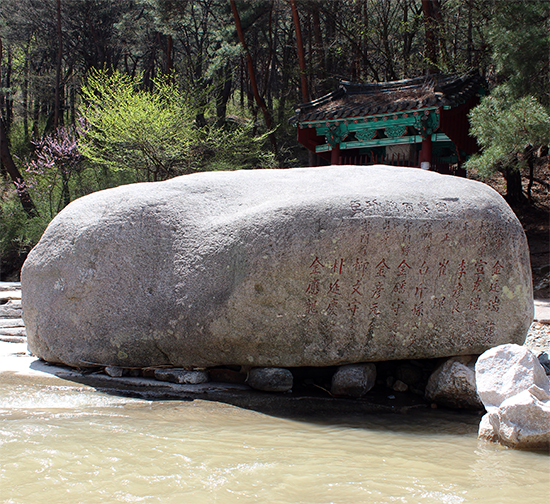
[297,106,439,129]
[314,132,452,153]
[307,108,441,147]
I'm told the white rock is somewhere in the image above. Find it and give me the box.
[475,344,550,409]
[480,385,550,450]
[478,412,498,443]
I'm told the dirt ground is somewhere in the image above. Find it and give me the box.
[478,160,549,299]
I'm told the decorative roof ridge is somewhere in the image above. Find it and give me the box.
[297,70,480,108]
[291,70,483,124]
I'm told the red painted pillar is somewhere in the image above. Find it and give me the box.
[331,143,340,165]
[420,135,432,170]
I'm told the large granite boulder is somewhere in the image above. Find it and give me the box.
[22,165,533,369]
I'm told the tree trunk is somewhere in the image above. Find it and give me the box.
[290,0,309,103]
[230,0,277,153]
[215,64,232,127]
[23,42,29,144]
[524,146,536,202]
[310,3,325,88]
[5,46,13,130]
[55,0,63,129]
[504,167,526,205]
[422,0,439,74]
[0,116,38,217]
[166,35,173,79]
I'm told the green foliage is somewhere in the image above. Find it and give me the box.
[0,189,49,260]
[465,1,550,182]
[79,68,278,176]
[79,69,197,181]
[488,1,550,105]
[465,85,550,177]
[201,120,277,171]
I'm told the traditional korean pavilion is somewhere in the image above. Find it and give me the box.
[291,70,485,176]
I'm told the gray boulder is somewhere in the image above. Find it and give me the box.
[425,355,482,409]
[21,165,533,369]
[247,367,293,392]
[331,363,377,397]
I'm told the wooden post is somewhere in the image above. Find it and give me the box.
[331,144,340,165]
[420,136,432,169]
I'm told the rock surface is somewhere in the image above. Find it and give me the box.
[425,355,482,409]
[476,344,550,450]
[331,363,377,397]
[247,367,293,392]
[21,165,533,369]
[486,385,550,450]
[154,368,209,385]
[0,284,26,343]
[475,344,550,409]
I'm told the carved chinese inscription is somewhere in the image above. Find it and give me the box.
[302,201,514,350]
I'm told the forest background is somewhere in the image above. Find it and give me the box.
[0,0,548,282]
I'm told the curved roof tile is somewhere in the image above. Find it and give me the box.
[291,70,484,124]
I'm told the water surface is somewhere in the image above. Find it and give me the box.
[1,375,548,504]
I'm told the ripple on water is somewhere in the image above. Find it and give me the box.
[1,384,548,504]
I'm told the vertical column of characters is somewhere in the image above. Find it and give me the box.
[347,257,367,316]
[387,259,411,346]
[369,258,389,318]
[400,221,412,256]
[411,260,430,331]
[326,258,344,316]
[487,260,504,312]
[305,256,325,315]
[451,259,467,314]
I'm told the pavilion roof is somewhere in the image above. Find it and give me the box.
[291,70,484,124]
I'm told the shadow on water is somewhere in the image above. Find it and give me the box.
[27,358,484,437]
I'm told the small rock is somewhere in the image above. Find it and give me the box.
[104,366,123,377]
[154,368,209,385]
[247,367,293,392]
[392,380,408,393]
[331,363,376,398]
[425,356,482,409]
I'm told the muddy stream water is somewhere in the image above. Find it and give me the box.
[1,370,548,504]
